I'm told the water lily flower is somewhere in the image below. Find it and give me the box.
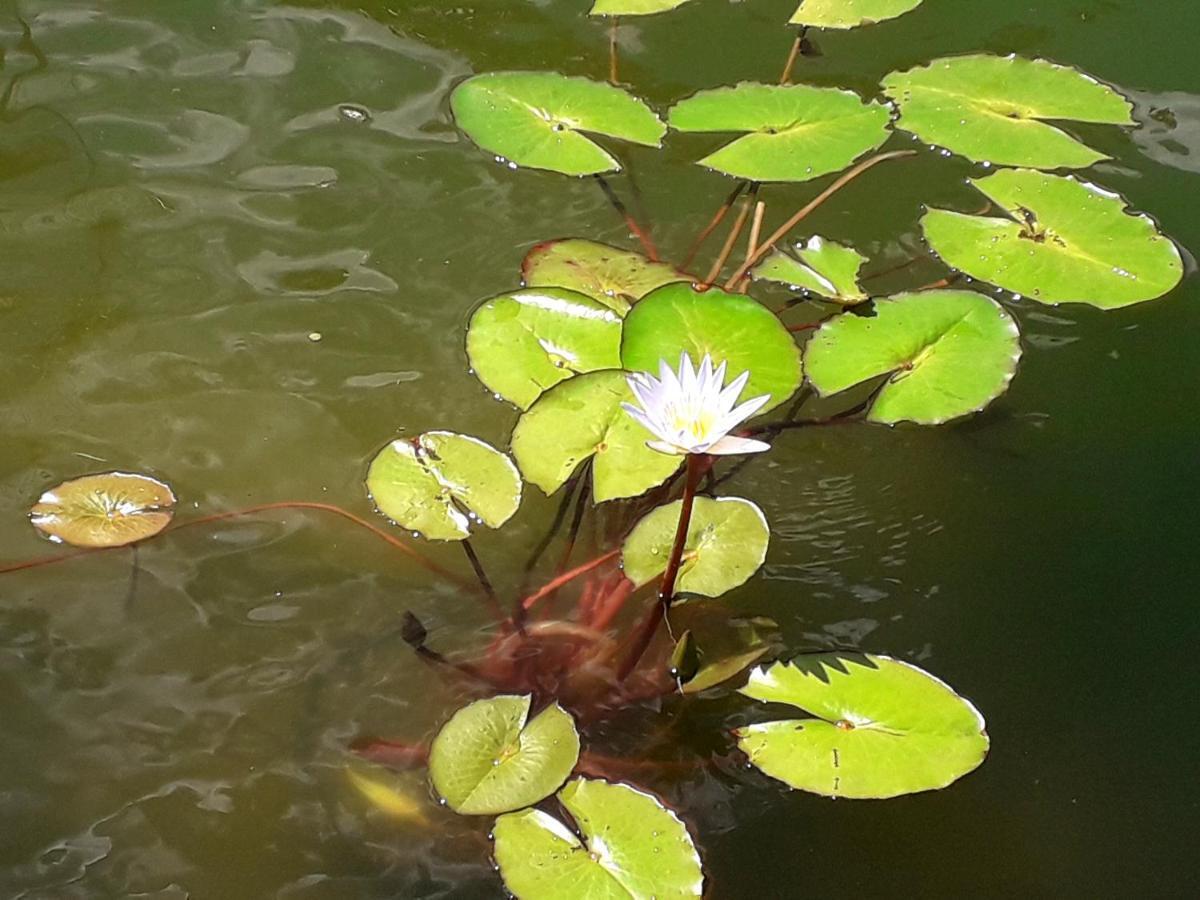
[623,352,772,456]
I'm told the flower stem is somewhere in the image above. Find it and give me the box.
[617,453,704,681]
[595,174,658,260]
[702,184,758,288]
[682,180,748,271]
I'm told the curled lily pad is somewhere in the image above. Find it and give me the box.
[922,169,1184,309]
[622,497,769,597]
[681,644,770,695]
[883,55,1133,169]
[30,472,176,548]
[430,695,580,816]
[668,82,890,183]
[493,778,704,899]
[751,236,868,304]
[511,370,682,502]
[366,432,521,542]
[450,72,665,177]
[466,287,623,409]
[521,239,688,314]
[590,0,696,14]
[791,0,923,29]
[804,290,1021,425]
[736,654,989,799]
[621,283,802,415]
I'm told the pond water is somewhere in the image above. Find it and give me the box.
[1,0,1197,897]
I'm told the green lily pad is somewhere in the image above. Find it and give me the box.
[621,283,802,415]
[429,695,580,816]
[681,644,770,694]
[29,472,176,548]
[922,169,1184,309]
[790,0,923,29]
[622,497,769,597]
[804,290,1021,425]
[366,432,522,541]
[521,239,689,314]
[590,0,696,15]
[883,55,1134,169]
[511,370,683,502]
[751,236,868,304]
[493,778,704,899]
[466,287,623,410]
[668,83,890,183]
[450,72,665,177]
[736,654,989,799]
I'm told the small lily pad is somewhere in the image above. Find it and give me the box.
[590,0,696,14]
[621,283,802,415]
[493,778,704,899]
[511,370,683,502]
[429,695,580,816]
[466,287,623,409]
[681,644,770,694]
[668,82,891,183]
[791,0,923,29]
[450,71,665,177]
[922,169,1184,309]
[521,239,688,314]
[29,472,176,548]
[883,55,1133,169]
[736,654,989,799]
[622,497,769,597]
[751,236,868,304]
[804,290,1021,425]
[366,432,521,542]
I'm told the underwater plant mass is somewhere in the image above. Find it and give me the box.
[2,0,1197,896]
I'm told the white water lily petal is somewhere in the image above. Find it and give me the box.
[705,435,771,455]
[647,439,687,455]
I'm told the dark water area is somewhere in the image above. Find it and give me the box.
[0,0,1196,897]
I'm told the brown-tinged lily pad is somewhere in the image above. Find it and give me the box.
[29,472,176,548]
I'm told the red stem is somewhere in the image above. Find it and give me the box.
[522,549,619,611]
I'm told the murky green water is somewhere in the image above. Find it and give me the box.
[1,0,1196,896]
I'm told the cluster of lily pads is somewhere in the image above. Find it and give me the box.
[10,0,1188,896]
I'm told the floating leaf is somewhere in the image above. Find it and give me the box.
[669,630,701,683]
[29,472,176,548]
[521,239,688,314]
[590,0,696,15]
[466,288,623,409]
[366,432,521,541]
[751,236,868,304]
[883,54,1133,169]
[681,644,770,694]
[668,83,890,182]
[622,497,769,597]
[450,72,665,177]
[511,370,682,502]
[790,0,923,29]
[493,778,704,899]
[922,169,1184,309]
[736,654,989,799]
[347,767,428,825]
[621,283,802,415]
[804,290,1020,425]
[429,695,580,816]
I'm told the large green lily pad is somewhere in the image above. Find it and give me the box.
[922,169,1184,309]
[590,0,696,15]
[883,55,1133,169]
[429,695,580,816]
[667,83,891,182]
[366,432,522,541]
[511,370,683,502]
[791,0,923,28]
[450,72,665,177]
[804,290,1021,425]
[621,283,802,415]
[466,287,623,409]
[622,496,769,597]
[29,472,176,548]
[521,239,688,314]
[736,654,989,799]
[751,236,868,304]
[493,778,704,899]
